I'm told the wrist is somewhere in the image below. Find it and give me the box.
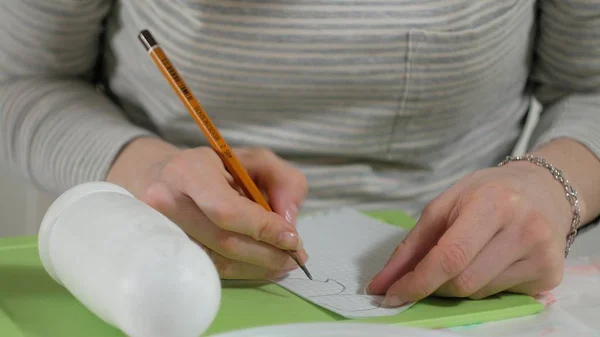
[106,136,181,197]
[499,159,573,234]
[529,138,600,225]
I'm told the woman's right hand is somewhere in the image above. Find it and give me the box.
[107,137,309,280]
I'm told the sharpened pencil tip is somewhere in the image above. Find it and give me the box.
[289,251,313,280]
[300,265,313,280]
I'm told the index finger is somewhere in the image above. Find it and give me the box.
[382,200,505,306]
[235,148,308,224]
[209,195,303,252]
[182,171,303,253]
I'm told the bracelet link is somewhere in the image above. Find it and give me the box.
[498,154,580,257]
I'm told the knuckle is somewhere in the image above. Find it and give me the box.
[192,147,224,169]
[412,273,436,299]
[214,259,234,278]
[539,251,564,278]
[469,290,488,300]
[210,201,238,227]
[269,253,293,271]
[474,183,522,209]
[244,147,276,162]
[255,217,275,242]
[544,271,564,291]
[496,187,522,209]
[254,212,290,244]
[421,200,443,222]
[140,183,174,213]
[292,171,309,195]
[527,258,544,277]
[204,249,234,278]
[217,235,241,256]
[522,252,564,295]
[523,288,541,297]
[161,158,185,179]
[439,243,470,277]
[255,147,276,159]
[194,146,218,159]
[524,276,562,297]
[519,214,553,246]
[473,182,507,197]
[451,271,477,297]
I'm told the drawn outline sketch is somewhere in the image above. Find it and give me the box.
[280,276,384,312]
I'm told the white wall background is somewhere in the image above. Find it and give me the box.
[0,165,56,237]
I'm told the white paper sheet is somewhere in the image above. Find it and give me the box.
[276,207,414,318]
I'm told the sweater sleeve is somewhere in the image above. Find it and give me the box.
[530,0,600,157]
[0,1,154,194]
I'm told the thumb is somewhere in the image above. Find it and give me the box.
[236,148,308,225]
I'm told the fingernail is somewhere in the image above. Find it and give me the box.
[285,204,299,225]
[278,231,299,250]
[363,281,373,295]
[297,236,304,251]
[382,295,406,308]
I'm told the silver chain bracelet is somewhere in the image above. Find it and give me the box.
[498,154,580,257]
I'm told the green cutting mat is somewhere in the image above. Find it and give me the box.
[0,211,543,336]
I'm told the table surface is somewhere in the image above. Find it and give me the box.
[569,222,599,257]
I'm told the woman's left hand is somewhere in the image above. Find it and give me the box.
[366,161,573,307]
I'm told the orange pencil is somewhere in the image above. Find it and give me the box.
[138,29,311,280]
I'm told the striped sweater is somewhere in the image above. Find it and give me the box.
[1,0,600,216]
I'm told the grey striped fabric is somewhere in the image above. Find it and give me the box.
[1,0,599,217]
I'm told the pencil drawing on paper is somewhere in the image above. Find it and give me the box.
[274,208,414,318]
[281,276,384,312]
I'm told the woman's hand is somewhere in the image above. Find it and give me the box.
[107,137,308,280]
[366,158,575,307]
